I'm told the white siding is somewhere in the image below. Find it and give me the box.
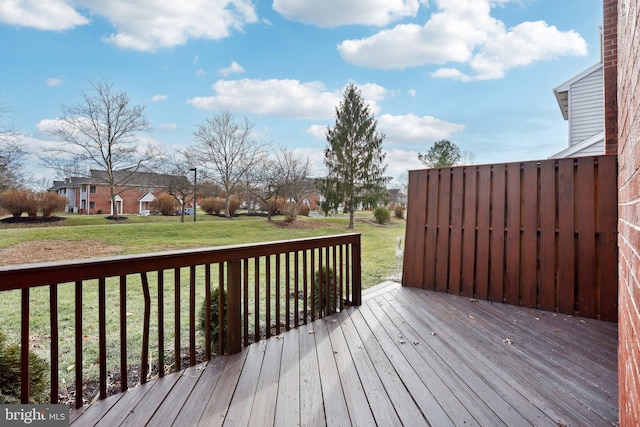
[568,66,603,146]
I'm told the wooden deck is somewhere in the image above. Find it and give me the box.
[70,283,618,426]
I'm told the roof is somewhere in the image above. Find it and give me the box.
[552,62,603,120]
[48,169,190,191]
[549,131,604,159]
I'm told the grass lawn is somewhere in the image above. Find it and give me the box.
[0,211,406,398]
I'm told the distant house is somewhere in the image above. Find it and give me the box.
[48,169,190,215]
[550,62,605,158]
[387,189,407,209]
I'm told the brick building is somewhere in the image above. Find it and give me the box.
[615,0,640,423]
[49,169,190,215]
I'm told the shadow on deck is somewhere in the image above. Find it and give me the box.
[71,282,618,426]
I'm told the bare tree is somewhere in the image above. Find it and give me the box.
[159,150,196,223]
[273,149,314,221]
[40,79,154,218]
[193,112,268,217]
[0,100,25,191]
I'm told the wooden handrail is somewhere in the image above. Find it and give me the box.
[0,233,362,406]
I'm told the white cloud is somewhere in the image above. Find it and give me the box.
[219,61,245,77]
[408,89,416,97]
[306,124,327,139]
[378,113,465,144]
[273,0,426,27]
[338,0,587,80]
[150,94,169,102]
[195,68,206,77]
[306,113,464,150]
[46,78,63,87]
[187,79,386,120]
[160,123,177,130]
[384,148,424,178]
[0,0,89,30]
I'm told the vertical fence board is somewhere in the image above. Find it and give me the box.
[576,158,597,318]
[461,167,478,297]
[424,170,440,289]
[521,162,538,308]
[598,156,618,321]
[539,161,557,312]
[435,169,451,292]
[448,168,464,295]
[556,159,575,314]
[505,164,521,305]
[403,170,427,286]
[490,165,507,303]
[475,165,491,299]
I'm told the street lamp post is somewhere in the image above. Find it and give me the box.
[189,168,197,223]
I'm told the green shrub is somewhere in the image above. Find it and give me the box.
[312,267,337,316]
[199,288,227,353]
[394,204,405,219]
[0,331,49,404]
[373,206,390,224]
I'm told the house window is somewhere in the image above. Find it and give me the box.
[89,202,96,209]
[90,186,97,194]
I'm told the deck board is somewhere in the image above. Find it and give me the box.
[72,284,618,426]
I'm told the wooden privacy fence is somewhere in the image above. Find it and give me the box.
[403,155,617,321]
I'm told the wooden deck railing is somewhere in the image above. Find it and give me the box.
[0,234,362,406]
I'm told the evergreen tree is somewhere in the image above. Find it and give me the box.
[323,84,388,229]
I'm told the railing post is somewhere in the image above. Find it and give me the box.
[352,236,362,306]
[227,259,242,354]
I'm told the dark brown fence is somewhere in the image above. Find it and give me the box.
[0,234,361,405]
[403,156,617,322]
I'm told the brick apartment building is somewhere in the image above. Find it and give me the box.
[49,169,190,215]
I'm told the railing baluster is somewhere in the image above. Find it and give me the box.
[352,236,362,306]
[218,264,225,355]
[140,273,150,384]
[243,259,249,347]
[303,250,308,324]
[205,264,211,360]
[346,245,351,304]
[157,270,165,378]
[294,251,299,329]
[21,288,30,403]
[227,260,242,354]
[266,256,271,339]
[285,253,291,331]
[75,281,83,408]
[189,266,196,366]
[120,275,128,391]
[98,278,107,398]
[50,284,59,403]
[275,254,281,336]
[254,257,260,343]
[311,249,316,321]
[339,245,344,311]
[174,268,181,372]
[332,245,337,314]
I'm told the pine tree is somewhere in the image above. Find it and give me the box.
[323,84,388,229]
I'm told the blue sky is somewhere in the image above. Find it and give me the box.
[0,0,603,185]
